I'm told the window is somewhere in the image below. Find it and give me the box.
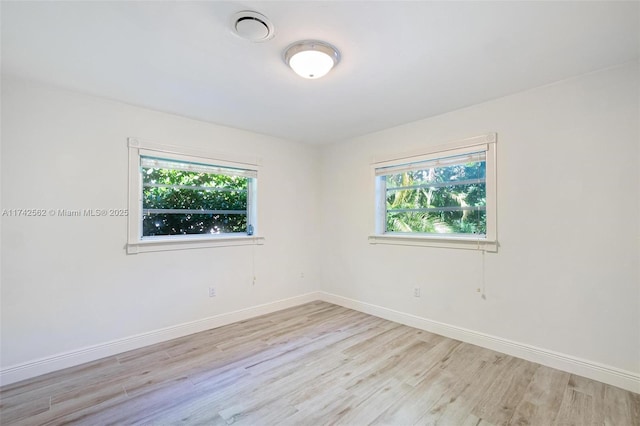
[127,138,262,253]
[141,157,254,237]
[370,133,497,251]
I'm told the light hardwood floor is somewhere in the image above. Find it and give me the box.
[1,301,638,425]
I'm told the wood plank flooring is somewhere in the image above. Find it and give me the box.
[1,301,638,425]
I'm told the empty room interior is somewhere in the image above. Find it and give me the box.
[1,1,639,425]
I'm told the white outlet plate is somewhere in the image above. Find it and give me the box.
[209,287,216,297]
[413,287,421,297]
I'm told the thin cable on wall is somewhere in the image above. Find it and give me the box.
[476,238,486,299]
[252,243,256,286]
[481,249,486,299]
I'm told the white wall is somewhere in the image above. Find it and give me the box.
[2,62,639,390]
[1,77,321,371]
[319,62,640,377]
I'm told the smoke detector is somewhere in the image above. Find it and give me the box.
[231,11,275,42]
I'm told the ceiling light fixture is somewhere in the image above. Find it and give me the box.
[284,40,340,79]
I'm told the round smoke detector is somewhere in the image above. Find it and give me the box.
[231,11,275,42]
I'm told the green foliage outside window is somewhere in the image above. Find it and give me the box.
[385,161,486,235]
[142,166,248,236]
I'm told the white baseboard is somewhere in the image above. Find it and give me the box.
[318,291,640,394]
[3,290,638,394]
[0,292,322,386]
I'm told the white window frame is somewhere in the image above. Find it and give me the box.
[127,138,264,254]
[369,133,498,252]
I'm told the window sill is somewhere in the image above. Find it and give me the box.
[127,235,265,254]
[368,234,497,252]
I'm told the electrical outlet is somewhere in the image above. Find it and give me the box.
[413,287,421,298]
[208,287,216,297]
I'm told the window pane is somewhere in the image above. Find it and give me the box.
[143,187,247,211]
[385,161,486,188]
[376,151,486,177]
[143,213,247,236]
[384,160,486,235]
[387,184,486,209]
[141,157,249,237]
[386,210,486,235]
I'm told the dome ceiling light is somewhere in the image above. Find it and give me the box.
[284,40,340,79]
[231,11,274,42]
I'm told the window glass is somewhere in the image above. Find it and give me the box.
[141,156,253,237]
[381,152,487,235]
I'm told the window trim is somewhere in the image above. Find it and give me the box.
[370,133,498,252]
[127,138,264,254]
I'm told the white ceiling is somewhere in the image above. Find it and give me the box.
[2,1,639,145]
